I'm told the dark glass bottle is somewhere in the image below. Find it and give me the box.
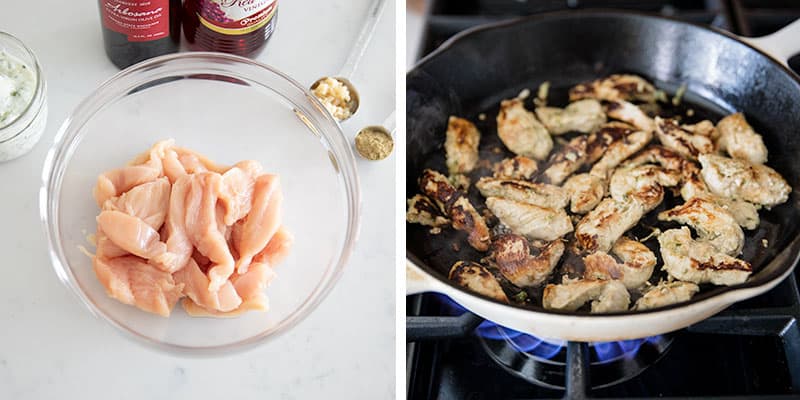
[98,0,181,69]
[183,0,278,58]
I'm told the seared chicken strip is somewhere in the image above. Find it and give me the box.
[658,197,744,256]
[485,197,573,241]
[585,122,634,164]
[535,99,606,135]
[497,98,553,160]
[476,177,569,209]
[584,237,656,289]
[680,167,760,230]
[563,173,605,214]
[658,227,752,286]
[634,281,700,310]
[445,116,481,174]
[449,261,508,302]
[609,164,680,211]
[654,117,714,160]
[406,194,449,228]
[569,74,657,103]
[542,135,588,185]
[716,112,768,165]
[420,169,491,251]
[605,100,655,132]
[589,129,653,179]
[682,120,717,140]
[493,156,539,180]
[575,198,645,253]
[543,277,630,313]
[699,154,790,208]
[489,234,565,287]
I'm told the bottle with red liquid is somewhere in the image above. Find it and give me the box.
[98,0,181,69]
[183,0,279,57]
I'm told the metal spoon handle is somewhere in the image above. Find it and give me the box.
[338,0,388,78]
[382,110,396,135]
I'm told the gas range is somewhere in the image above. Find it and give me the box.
[406,1,800,398]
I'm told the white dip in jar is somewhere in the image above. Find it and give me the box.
[0,32,47,162]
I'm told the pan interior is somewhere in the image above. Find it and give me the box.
[406,12,800,315]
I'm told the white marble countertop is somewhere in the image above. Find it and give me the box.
[0,1,395,398]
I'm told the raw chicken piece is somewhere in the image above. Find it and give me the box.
[569,74,657,103]
[103,178,170,230]
[254,226,294,267]
[174,147,229,173]
[563,173,605,214]
[476,177,569,209]
[654,117,714,160]
[96,210,167,260]
[93,165,161,207]
[494,156,539,181]
[485,197,573,241]
[535,99,606,135]
[543,277,630,313]
[184,173,237,291]
[150,176,193,273]
[218,165,257,226]
[634,281,699,310]
[658,197,744,256]
[445,116,481,175]
[183,261,276,317]
[93,255,184,317]
[583,237,656,289]
[235,174,283,274]
[173,258,242,312]
[542,135,588,185]
[95,226,128,260]
[496,98,553,160]
[605,100,654,132]
[716,112,767,164]
[489,234,564,287]
[449,261,508,302]
[658,227,751,286]
[699,154,790,208]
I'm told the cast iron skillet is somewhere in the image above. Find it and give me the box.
[406,11,800,341]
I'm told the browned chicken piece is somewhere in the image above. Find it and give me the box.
[569,74,657,103]
[584,237,656,289]
[449,173,471,192]
[715,112,768,165]
[489,234,565,287]
[445,116,481,174]
[543,277,630,313]
[658,227,752,286]
[406,194,450,228]
[634,281,700,310]
[682,120,718,140]
[574,198,646,253]
[493,156,539,180]
[589,129,653,180]
[542,135,588,185]
[654,117,714,160]
[605,100,655,132]
[624,146,687,174]
[449,261,509,302]
[476,177,569,209]
[535,99,606,135]
[658,197,744,256]
[485,197,573,241]
[563,173,605,214]
[496,98,553,160]
[699,154,790,208]
[585,122,635,164]
[679,162,760,230]
[420,169,491,251]
[609,164,680,212]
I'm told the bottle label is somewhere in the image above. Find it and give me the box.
[101,0,171,42]
[198,0,277,35]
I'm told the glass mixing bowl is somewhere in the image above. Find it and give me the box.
[40,52,360,355]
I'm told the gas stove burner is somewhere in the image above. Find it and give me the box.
[476,321,674,389]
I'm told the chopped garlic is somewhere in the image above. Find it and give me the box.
[312,77,352,121]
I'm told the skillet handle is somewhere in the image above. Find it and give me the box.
[744,19,800,66]
[406,261,442,295]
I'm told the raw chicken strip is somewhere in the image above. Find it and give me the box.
[97,210,167,260]
[184,173,237,292]
[103,178,170,230]
[93,256,184,317]
[254,226,294,267]
[93,165,160,207]
[181,262,276,317]
[235,174,283,274]
[95,226,128,260]
[218,165,257,226]
[172,258,241,312]
[150,176,193,273]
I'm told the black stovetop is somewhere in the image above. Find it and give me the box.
[407,1,800,399]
